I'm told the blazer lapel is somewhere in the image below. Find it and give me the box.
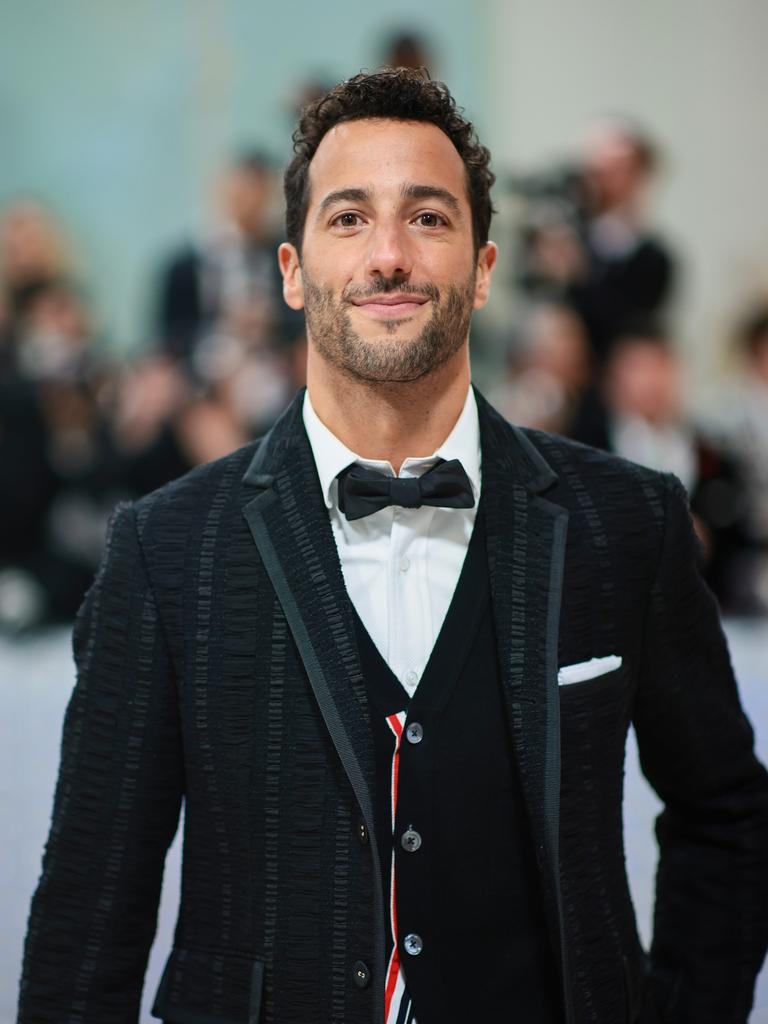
[240,391,378,864]
[241,392,387,1020]
[477,390,572,1011]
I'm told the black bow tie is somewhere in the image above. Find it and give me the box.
[337,458,475,522]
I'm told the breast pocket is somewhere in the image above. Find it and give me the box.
[558,656,631,709]
[558,658,632,796]
[151,946,264,1024]
[557,654,624,688]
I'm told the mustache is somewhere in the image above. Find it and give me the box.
[342,278,441,303]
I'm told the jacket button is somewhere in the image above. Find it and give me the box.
[352,959,371,987]
[404,933,423,956]
[406,722,423,744]
[357,821,368,843]
[401,828,422,852]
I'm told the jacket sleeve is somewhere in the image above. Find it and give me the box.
[17,501,184,1024]
[633,473,768,1023]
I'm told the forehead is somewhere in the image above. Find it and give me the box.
[307,118,469,207]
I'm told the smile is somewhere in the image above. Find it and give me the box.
[350,295,430,320]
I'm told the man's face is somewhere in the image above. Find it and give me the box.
[279,118,496,384]
[224,168,271,237]
[606,341,681,424]
[584,127,646,212]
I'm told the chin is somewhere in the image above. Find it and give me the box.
[358,316,420,335]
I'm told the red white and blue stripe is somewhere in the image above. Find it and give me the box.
[383,712,417,1024]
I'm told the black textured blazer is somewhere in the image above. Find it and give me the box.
[18,389,768,1024]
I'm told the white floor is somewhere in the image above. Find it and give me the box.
[2,620,767,1022]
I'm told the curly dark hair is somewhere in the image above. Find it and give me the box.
[284,68,495,256]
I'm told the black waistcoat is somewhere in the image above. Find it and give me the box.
[352,509,562,1024]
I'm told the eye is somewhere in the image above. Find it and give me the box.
[413,211,447,228]
[331,212,363,228]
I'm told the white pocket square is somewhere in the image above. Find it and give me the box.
[557,655,623,686]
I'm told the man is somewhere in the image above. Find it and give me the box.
[18,69,768,1024]
[572,119,676,364]
[156,150,304,364]
[519,118,676,364]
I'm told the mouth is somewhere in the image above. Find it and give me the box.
[350,293,430,320]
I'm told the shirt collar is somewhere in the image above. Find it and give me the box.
[302,386,481,511]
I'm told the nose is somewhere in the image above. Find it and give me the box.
[364,220,413,281]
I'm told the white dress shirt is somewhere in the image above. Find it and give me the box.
[302,387,482,696]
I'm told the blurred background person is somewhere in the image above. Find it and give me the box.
[512,116,677,365]
[0,201,73,343]
[573,119,676,361]
[732,309,768,555]
[488,300,607,443]
[601,326,749,610]
[703,304,768,613]
[155,149,305,371]
[154,147,306,469]
[0,204,118,631]
[0,273,120,630]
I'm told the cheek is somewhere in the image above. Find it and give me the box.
[418,244,475,285]
[303,248,360,293]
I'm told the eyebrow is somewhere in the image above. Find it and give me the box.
[400,183,462,216]
[316,187,372,219]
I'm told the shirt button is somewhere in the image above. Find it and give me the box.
[404,670,418,687]
[406,722,423,744]
[352,960,371,988]
[401,828,422,852]
[399,556,410,573]
[404,933,423,956]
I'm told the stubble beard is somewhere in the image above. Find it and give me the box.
[302,270,477,384]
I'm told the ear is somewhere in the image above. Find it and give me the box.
[473,241,498,310]
[278,242,304,310]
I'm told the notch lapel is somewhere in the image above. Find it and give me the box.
[241,393,375,819]
[477,391,572,1017]
[240,393,385,1014]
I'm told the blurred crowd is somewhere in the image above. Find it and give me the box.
[491,115,768,616]
[1,41,767,630]
[0,157,306,631]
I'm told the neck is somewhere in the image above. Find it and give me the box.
[307,347,471,473]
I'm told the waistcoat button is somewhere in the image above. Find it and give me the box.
[352,960,371,987]
[406,722,423,744]
[401,828,422,852]
[357,821,368,843]
[404,933,423,956]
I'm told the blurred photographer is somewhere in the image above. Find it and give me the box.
[513,117,676,362]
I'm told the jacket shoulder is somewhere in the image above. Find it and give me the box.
[516,425,675,525]
[130,439,262,551]
[522,425,660,479]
